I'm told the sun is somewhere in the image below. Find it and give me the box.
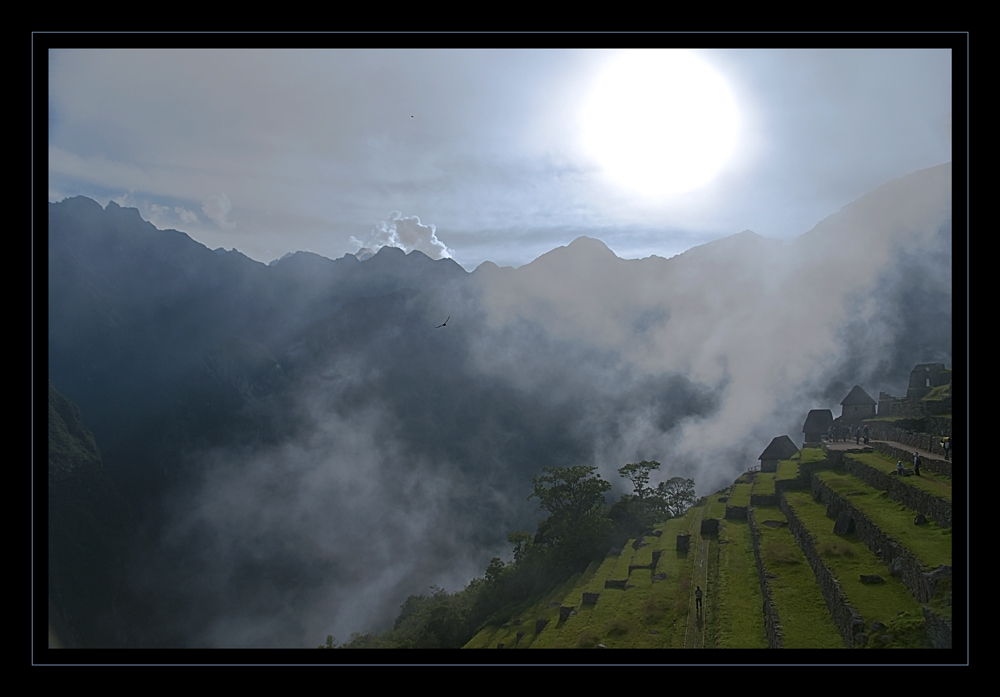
[579,50,740,198]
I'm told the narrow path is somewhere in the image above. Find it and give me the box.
[683,507,709,649]
[825,439,950,464]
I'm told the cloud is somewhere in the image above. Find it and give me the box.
[350,211,453,260]
[176,207,199,224]
[202,193,236,230]
[155,390,503,647]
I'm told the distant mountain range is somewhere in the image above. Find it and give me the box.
[45,163,952,647]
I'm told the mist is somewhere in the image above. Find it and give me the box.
[47,164,952,648]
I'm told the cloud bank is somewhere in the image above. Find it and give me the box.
[351,211,453,260]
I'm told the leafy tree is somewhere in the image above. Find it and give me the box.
[618,460,660,499]
[507,531,533,564]
[657,477,696,518]
[484,556,507,584]
[529,465,611,529]
[612,462,696,536]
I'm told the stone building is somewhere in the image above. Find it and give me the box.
[802,409,834,445]
[841,385,876,420]
[758,435,799,473]
[906,363,950,400]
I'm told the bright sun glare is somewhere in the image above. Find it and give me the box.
[580,49,741,198]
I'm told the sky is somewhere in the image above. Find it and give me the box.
[47,48,953,270]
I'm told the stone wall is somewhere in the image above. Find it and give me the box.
[724,505,747,520]
[923,397,953,416]
[844,404,876,419]
[700,518,720,535]
[750,493,778,507]
[779,496,859,648]
[746,505,784,649]
[865,422,953,461]
[922,607,953,649]
[827,450,951,527]
[927,416,953,439]
[875,394,952,418]
[811,476,951,604]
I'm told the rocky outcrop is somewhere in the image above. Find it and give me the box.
[922,607,953,649]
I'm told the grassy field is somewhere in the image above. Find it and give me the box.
[531,511,704,648]
[705,488,729,519]
[714,518,768,648]
[466,443,950,651]
[608,542,636,583]
[782,491,928,646]
[728,481,752,508]
[752,472,776,497]
[752,505,844,648]
[814,469,952,570]
[555,558,602,609]
[923,384,950,401]
[777,458,799,483]
[845,452,952,501]
[800,448,826,464]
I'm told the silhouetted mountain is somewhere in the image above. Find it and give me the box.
[48,381,165,647]
[44,163,952,646]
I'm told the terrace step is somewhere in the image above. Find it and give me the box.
[829,450,951,527]
[714,518,768,648]
[748,504,845,648]
[809,468,952,603]
[780,490,933,648]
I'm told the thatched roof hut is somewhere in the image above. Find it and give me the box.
[758,435,799,472]
[802,409,834,443]
[841,385,876,419]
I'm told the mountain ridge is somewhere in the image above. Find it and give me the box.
[43,162,953,647]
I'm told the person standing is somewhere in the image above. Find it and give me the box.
[695,585,703,613]
[943,437,951,461]
[913,452,921,477]
[862,424,869,445]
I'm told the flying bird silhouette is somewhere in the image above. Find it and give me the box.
[435,315,450,328]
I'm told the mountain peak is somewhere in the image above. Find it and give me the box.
[566,236,615,255]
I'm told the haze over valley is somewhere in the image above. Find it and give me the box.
[47,162,951,647]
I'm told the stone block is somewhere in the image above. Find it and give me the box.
[833,512,855,534]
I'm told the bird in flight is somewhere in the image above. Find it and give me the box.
[435,315,450,328]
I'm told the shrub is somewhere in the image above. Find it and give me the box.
[606,618,634,637]
[818,541,855,557]
[764,542,800,566]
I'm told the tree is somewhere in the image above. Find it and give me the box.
[529,465,611,532]
[618,460,661,499]
[507,531,534,564]
[657,477,696,518]
[528,465,613,569]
